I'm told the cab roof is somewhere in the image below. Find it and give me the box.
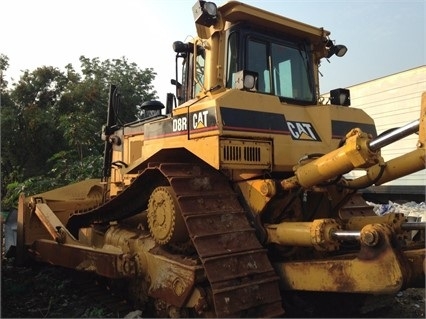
[218,1,330,41]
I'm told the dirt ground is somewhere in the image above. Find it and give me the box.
[1,256,424,318]
[1,258,132,318]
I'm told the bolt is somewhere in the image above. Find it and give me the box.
[361,230,379,246]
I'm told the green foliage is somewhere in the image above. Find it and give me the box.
[47,151,103,183]
[0,54,157,210]
[2,177,61,210]
[1,53,9,89]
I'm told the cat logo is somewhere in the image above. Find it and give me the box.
[287,121,321,141]
[193,110,208,129]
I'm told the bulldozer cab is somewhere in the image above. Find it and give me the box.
[171,1,348,108]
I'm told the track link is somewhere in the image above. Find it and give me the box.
[158,162,284,317]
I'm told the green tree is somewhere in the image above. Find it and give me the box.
[78,56,157,123]
[1,54,157,210]
[1,53,15,201]
[4,66,67,178]
[0,53,9,90]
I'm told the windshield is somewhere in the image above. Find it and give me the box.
[247,38,313,102]
[227,28,315,104]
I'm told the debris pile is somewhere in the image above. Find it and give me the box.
[366,201,426,221]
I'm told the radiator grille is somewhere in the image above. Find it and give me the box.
[244,146,261,162]
[223,145,262,162]
[223,145,242,161]
[220,139,271,168]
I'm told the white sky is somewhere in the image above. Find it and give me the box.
[1,0,425,103]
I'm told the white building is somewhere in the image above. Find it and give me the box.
[325,65,426,201]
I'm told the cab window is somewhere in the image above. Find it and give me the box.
[225,25,315,105]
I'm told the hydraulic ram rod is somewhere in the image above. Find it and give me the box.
[331,222,426,241]
[368,120,420,152]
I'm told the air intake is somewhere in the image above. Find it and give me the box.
[220,139,271,169]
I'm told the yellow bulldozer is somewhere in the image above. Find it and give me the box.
[14,1,425,317]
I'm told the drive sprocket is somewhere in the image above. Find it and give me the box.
[147,186,188,245]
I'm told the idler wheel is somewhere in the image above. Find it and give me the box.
[147,186,188,245]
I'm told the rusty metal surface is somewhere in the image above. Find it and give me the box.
[211,276,283,316]
[159,162,285,317]
[192,230,264,258]
[403,248,426,288]
[57,160,285,316]
[274,224,424,294]
[144,249,200,307]
[339,192,376,219]
[184,212,250,235]
[202,249,273,282]
[31,239,132,279]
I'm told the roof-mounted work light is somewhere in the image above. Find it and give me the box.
[325,39,348,58]
[330,88,350,106]
[193,1,218,27]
